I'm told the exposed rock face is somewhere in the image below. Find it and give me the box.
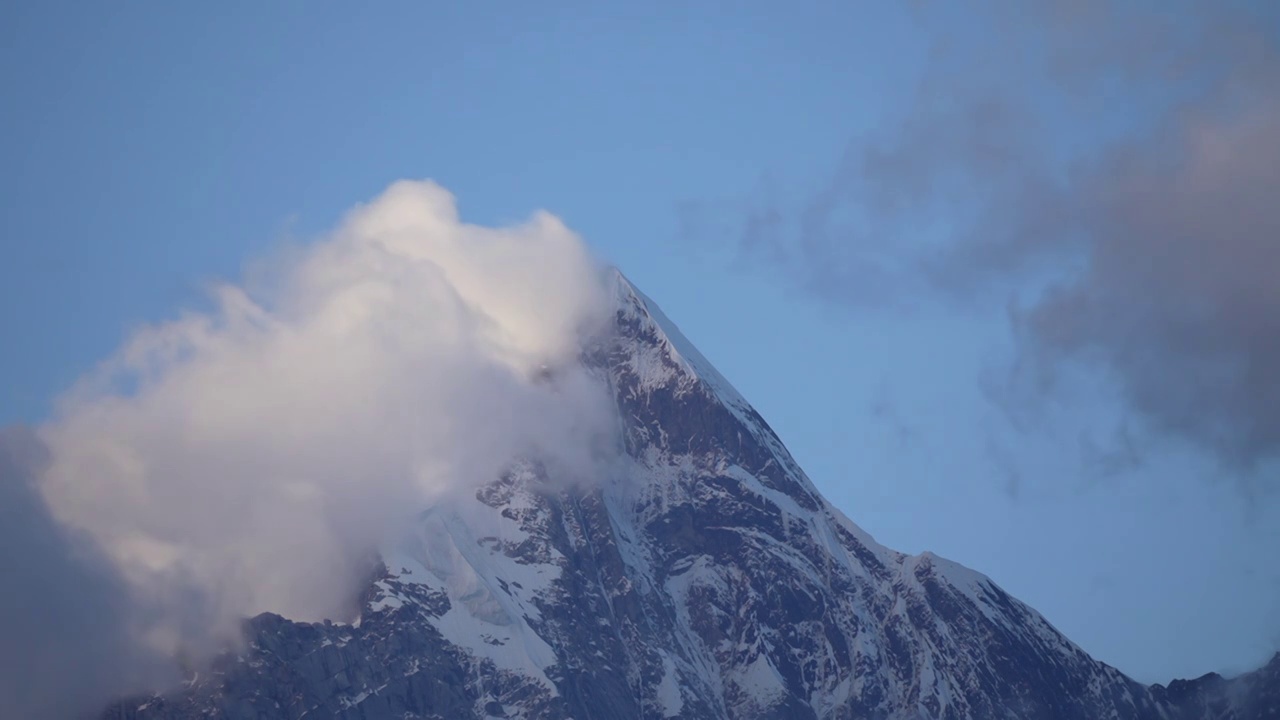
[1152,654,1280,720]
[104,273,1278,719]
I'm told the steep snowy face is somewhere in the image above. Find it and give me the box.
[106,271,1271,720]
[570,273,1159,720]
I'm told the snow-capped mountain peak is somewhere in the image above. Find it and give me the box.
[607,269,752,412]
[107,275,1277,720]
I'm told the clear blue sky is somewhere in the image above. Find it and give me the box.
[2,1,1276,684]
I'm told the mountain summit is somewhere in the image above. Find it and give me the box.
[106,272,1276,719]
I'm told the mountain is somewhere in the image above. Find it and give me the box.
[104,271,1278,720]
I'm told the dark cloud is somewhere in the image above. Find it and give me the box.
[0,427,174,719]
[723,1,1280,473]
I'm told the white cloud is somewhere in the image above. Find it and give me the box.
[34,180,615,651]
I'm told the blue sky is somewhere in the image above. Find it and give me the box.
[3,1,1278,684]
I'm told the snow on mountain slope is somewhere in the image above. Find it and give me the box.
[105,271,1276,720]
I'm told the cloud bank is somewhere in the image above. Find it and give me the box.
[10,180,615,713]
[722,0,1280,473]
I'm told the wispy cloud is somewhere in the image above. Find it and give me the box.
[709,0,1280,474]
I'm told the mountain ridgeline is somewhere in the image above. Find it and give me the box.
[105,272,1278,719]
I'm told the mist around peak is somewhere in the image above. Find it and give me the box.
[1,180,623,717]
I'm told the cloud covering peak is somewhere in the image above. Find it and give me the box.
[32,179,615,653]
